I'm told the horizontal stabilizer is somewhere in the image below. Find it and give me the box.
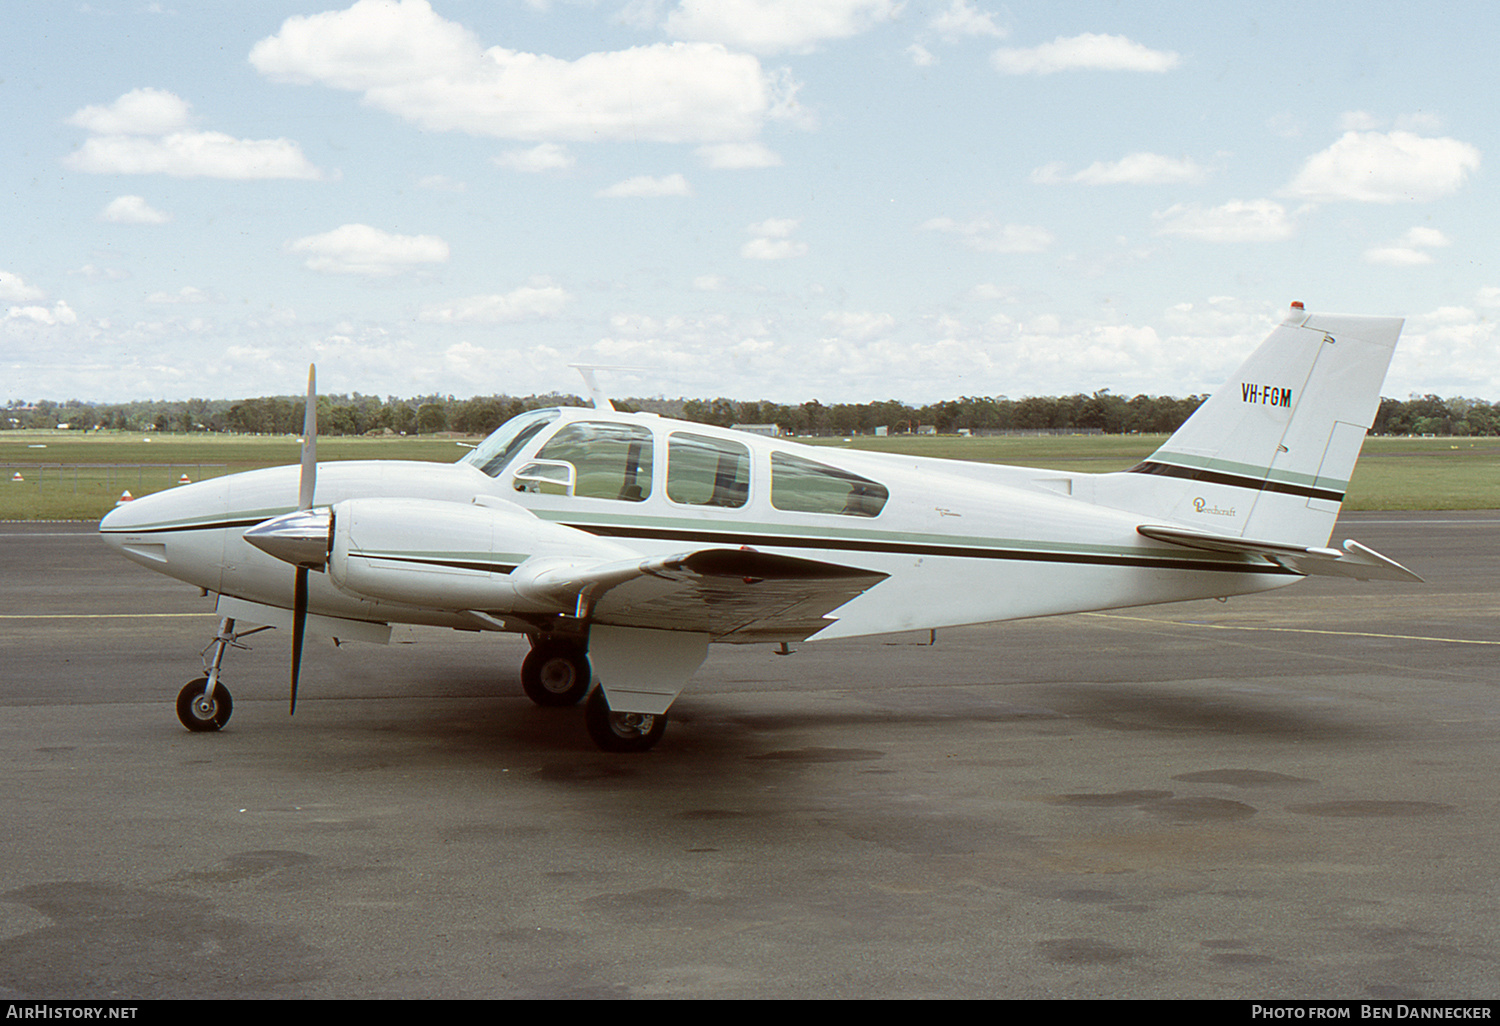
[1137,525,1422,583]
[514,547,889,641]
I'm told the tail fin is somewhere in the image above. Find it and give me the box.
[1122,303,1402,548]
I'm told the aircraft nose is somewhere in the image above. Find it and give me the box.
[97,476,234,595]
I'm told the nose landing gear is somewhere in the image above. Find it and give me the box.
[175,617,270,732]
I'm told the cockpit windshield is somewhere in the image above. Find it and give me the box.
[459,409,560,478]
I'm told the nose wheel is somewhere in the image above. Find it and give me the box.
[177,677,233,732]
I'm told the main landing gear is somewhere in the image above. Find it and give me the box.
[518,634,671,753]
[584,688,666,753]
[519,638,591,707]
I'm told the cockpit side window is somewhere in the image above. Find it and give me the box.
[462,409,559,479]
[666,432,750,508]
[770,451,888,517]
[526,421,654,501]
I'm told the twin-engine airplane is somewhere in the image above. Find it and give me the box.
[99,302,1419,752]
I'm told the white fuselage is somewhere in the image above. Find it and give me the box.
[98,408,1298,642]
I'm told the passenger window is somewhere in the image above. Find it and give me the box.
[770,452,888,517]
[667,432,750,508]
[520,422,653,501]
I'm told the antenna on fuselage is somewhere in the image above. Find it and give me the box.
[568,364,647,412]
[570,365,614,411]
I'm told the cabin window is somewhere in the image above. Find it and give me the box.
[770,452,888,517]
[519,421,654,501]
[463,409,559,478]
[666,432,750,508]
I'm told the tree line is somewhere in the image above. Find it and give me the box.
[4,391,1496,438]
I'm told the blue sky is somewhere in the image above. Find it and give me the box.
[3,0,1495,405]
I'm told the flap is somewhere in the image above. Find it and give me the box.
[513,547,889,642]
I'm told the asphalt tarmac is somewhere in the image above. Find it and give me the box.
[0,512,1496,1000]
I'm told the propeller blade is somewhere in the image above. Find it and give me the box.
[299,364,317,512]
[290,566,308,715]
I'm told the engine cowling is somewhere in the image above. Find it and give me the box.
[325,496,636,613]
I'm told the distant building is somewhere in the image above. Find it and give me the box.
[731,423,783,437]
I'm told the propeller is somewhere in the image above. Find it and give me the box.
[291,364,317,715]
[243,366,325,716]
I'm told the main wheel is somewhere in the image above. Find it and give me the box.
[521,643,591,707]
[584,688,667,753]
[176,677,232,732]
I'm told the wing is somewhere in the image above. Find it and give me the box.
[512,547,889,642]
[1137,524,1422,583]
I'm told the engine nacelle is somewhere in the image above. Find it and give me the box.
[326,497,635,613]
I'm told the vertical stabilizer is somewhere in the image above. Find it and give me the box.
[1121,303,1402,548]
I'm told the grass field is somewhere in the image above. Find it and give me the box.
[1,429,1495,520]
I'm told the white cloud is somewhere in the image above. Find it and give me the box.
[1032,152,1208,186]
[67,87,193,136]
[742,218,807,259]
[286,223,450,276]
[494,143,574,173]
[907,44,936,66]
[1152,200,1297,242]
[823,310,895,339]
[1338,110,1384,132]
[420,281,570,323]
[747,217,800,238]
[72,264,131,282]
[1388,305,1500,398]
[6,301,77,326]
[100,195,171,224]
[251,0,789,144]
[919,216,1054,253]
[146,286,212,304]
[663,0,901,55]
[596,173,693,198]
[930,0,1005,41]
[1364,226,1452,266]
[65,88,325,180]
[1282,130,1481,203]
[742,238,808,260]
[67,132,325,179]
[0,271,46,303]
[992,33,1180,75]
[696,142,782,168]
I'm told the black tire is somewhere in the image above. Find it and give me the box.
[584,687,666,753]
[176,677,232,732]
[520,643,591,707]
